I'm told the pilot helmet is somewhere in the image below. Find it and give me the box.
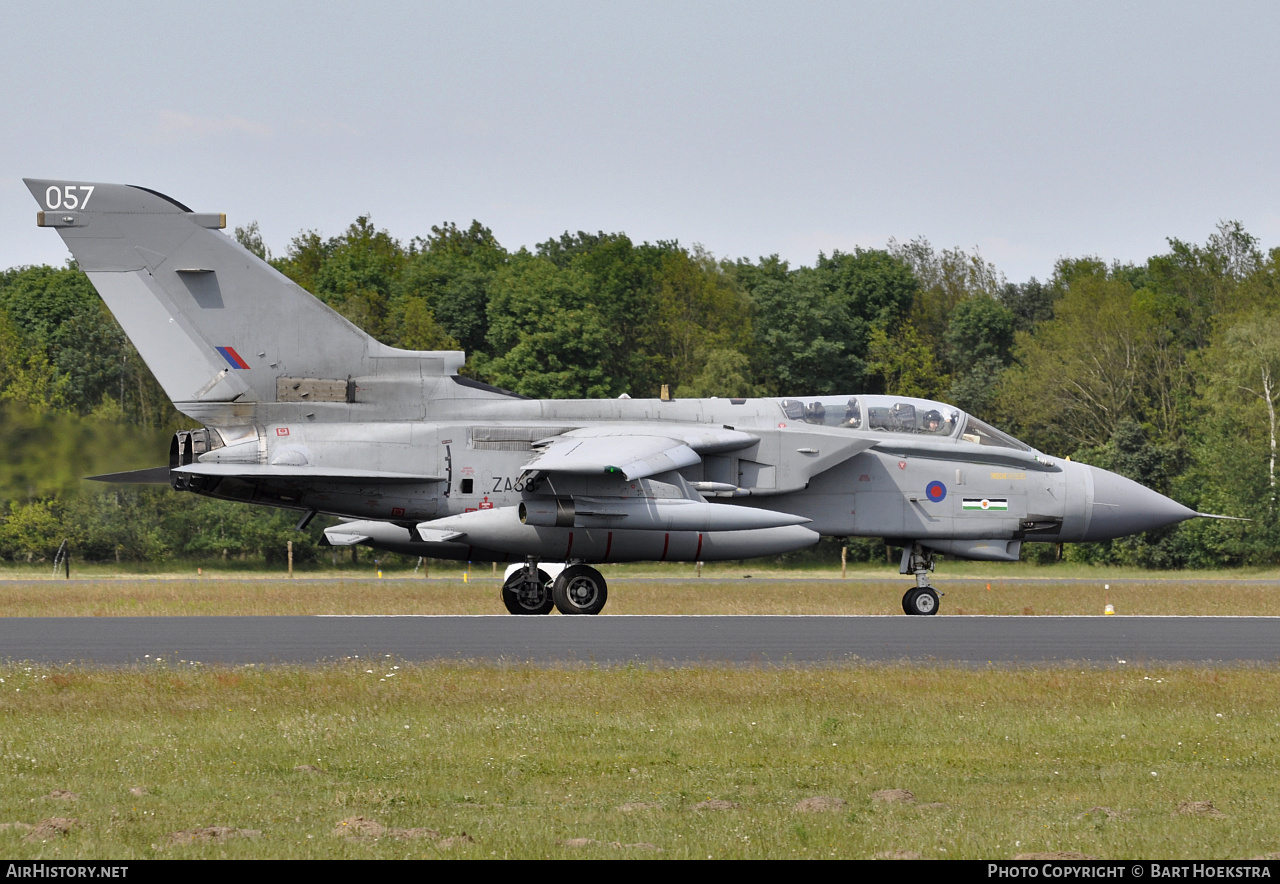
[922,409,943,431]
[844,398,861,427]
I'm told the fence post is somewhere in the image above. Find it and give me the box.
[52,539,70,579]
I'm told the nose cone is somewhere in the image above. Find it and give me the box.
[1083,465,1197,541]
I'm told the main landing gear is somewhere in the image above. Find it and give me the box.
[552,564,608,615]
[501,559,609,615]
[502,559,554,615]
[900,542,942,616]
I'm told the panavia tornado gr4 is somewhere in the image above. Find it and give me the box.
[26,179,1220,616]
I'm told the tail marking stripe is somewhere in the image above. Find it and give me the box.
[216,346,250,370]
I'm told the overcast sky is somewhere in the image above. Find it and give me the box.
[3,1,1278,283]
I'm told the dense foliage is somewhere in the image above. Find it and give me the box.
[1,217,1275,567]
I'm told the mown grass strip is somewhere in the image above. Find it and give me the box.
[1,574,1279,617]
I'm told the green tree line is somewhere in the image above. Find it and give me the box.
[1,216,1276,567]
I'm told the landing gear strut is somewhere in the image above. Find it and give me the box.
[502,557,554,615]
[552,564,608,615]
[899,542,941,616]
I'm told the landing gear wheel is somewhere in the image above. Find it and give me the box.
[904,586,939,616]
[502,568,554,615]
[552,565,608,615]
[902,588,920,615]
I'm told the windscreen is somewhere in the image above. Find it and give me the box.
[960,415,1032,451]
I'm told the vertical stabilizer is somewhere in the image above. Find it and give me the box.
[25,179,464,413]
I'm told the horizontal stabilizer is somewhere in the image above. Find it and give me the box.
[86,466,172,484]
[174,464,443,484]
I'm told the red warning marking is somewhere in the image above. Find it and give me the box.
[276,427,289,436]
[604,531,613,561]
[660,532,670,562]
[391,507,405,516]
[478,496,494,510]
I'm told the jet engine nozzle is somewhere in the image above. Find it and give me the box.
[1082,465,1198,541]
[519,498,575,527]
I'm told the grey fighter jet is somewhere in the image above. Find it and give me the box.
[26,179,1216,615]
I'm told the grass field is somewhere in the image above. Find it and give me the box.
[1,565,1279,617]
[2,663,1278,859]
[4,565,1280,860]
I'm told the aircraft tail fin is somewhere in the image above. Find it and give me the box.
[25,179,465,419]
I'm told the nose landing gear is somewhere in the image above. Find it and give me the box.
[900,542,942,616]
[902,586,940,615]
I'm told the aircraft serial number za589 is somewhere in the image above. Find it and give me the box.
[25,177,1228,617]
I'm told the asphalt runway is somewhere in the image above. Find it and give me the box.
[2,615,1279,666]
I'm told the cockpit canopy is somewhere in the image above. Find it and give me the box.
[773,395,1032,451]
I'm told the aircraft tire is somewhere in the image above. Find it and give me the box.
[502,569,555,615]
[902,588,920,615]
[905,587,939,616]
[552,565,608,615]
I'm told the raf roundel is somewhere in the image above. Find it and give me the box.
[925,480,947,502]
